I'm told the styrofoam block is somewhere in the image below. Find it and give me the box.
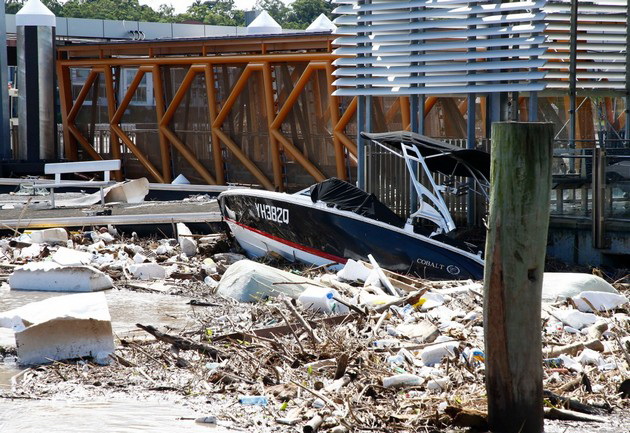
[543,273,618,302]
[420,341,460,366]
[571,291,629,313]
[551,308,597,330]
[19,243,41,259]
[337,259,371,282]
[104,177,149,204]
[52,247,92,266]
[177,223,197,257]
[9,262,113,292]
[0,292,114,365]
[129,263,166,280]
[28,228,68,244]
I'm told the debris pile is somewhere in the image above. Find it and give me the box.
[0,225,628,432]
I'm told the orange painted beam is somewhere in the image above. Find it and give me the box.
[213,66,255,128]
[213,127,274,190]
[67,70,98,123]
[109,68,164,183]
[204,65,225,185]
[159,65,216,184]
[67,124,103,161]
[59,53,339,68]
[262,62,284,190]
[103,66,123,181]
[152,65,173,183]
[325,62,346,179]
[57,64,78,160]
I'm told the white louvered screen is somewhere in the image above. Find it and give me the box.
[332,0,550,96]
[332,0,630,96]
[541,0,628,91]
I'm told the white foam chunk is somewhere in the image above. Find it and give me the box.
[542,273,618,302]
[28,228,68,244]
[571,291,629,313]
[129,263,166,280]
[177,223,197,257]
[337,259,371,282]
[52,247,92,266]
[0,292,114,365]
[551,308,597,330]
[9,262,113,292]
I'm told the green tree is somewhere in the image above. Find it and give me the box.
[287,0,333,29]
[178,0,244,26]
[5,0,25,14]
[254,0,289,26]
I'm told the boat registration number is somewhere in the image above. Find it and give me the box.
[255,203,289,224]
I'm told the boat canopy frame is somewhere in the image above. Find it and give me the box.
[362,131,491,235]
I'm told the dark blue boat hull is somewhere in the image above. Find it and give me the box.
[219,193,484,280]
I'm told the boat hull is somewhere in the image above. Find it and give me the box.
[219,191,484,280]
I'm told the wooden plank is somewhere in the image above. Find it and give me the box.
[484,122,553,433]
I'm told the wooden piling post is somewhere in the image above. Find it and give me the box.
[484,122,553,433]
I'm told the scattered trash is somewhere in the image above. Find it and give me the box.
[0,219,625,432]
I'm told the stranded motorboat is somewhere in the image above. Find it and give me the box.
[218,131,489,280]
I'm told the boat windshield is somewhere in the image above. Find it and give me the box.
[310,178,406,228]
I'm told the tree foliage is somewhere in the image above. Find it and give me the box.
[4,0,335,30]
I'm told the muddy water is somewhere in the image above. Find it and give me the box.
[0,399,233,433]
[0,287,222,432]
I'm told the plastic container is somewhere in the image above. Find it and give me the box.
[543,358,564,368]
[298,286,348,314]
[238,395,268,406]
[420,341,460,366]
[382,373,423,388]
[427,377,450,391]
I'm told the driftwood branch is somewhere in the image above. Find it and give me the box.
[136,323,224,360]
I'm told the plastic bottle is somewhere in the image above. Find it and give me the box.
[298,286,348,314]
[543,358,564,368]
[382,374,423,388]
[238,395,268,406]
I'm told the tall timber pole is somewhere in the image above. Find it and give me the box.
[483,122,553,433]
[16,0,57,162]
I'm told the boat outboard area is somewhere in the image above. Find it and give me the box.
[218,131,489,280]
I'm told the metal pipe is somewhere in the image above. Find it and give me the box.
[0,5,9,160]
[152,65,173,183]
[204,65,225,184]
[568,0,578,173]
[357,95,365,189]
[592,145,606,249]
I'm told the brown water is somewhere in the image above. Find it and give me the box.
[0,286,224,432]
[0,398,233,433]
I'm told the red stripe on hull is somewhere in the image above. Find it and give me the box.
[225,217,348,265]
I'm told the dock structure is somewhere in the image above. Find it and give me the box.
[0,2,629,266]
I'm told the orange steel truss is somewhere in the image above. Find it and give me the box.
[56,34,436,190]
